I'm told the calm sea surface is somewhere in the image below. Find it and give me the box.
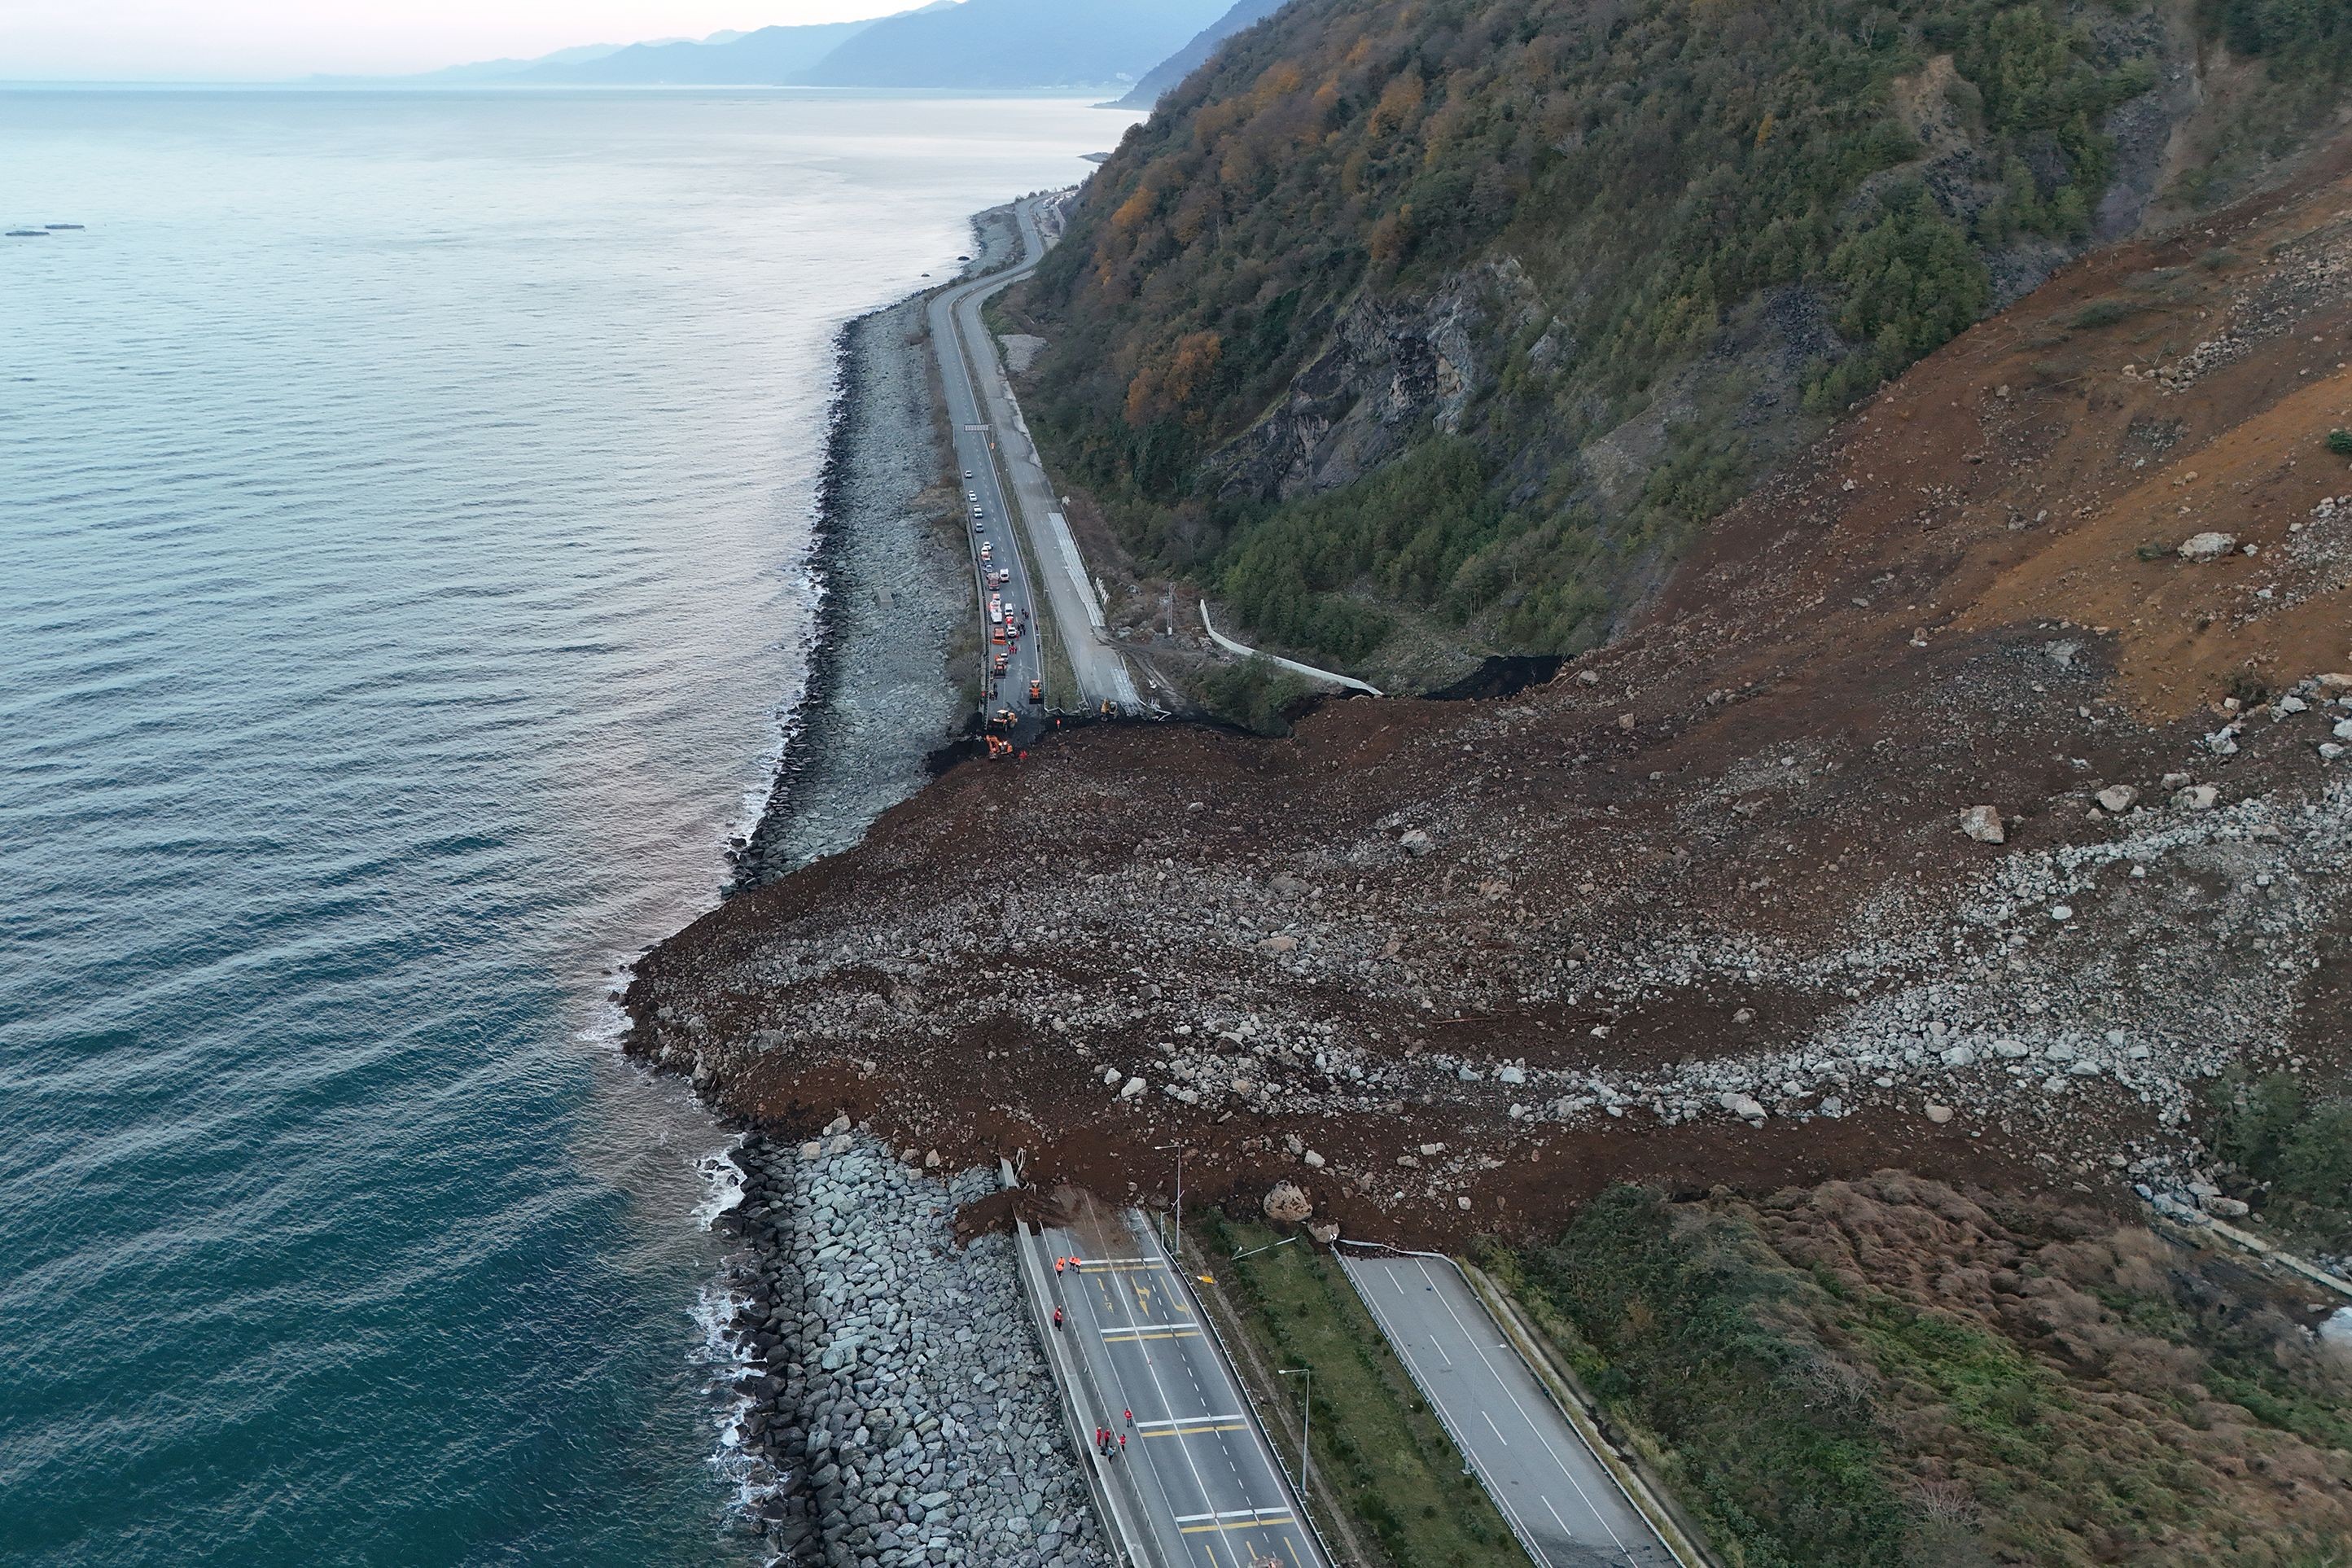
[0,89,1122,1565]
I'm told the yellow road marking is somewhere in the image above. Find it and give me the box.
[1178,1515,1294,1535]
[1099,1328,1201,1342]
[1141,1421,1246,1437]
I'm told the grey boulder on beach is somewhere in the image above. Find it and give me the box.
[716,1133,1108,1566]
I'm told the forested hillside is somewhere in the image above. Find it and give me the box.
[1014,0,2351,675]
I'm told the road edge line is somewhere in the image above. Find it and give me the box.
[1001,1161,1150,1568]
[1128,1211,1343,1568]
[959,198,1137,712]
[1167,1229,1356,1567]
[1330,1250,1553,1568]
[1456,1262,1719,1568]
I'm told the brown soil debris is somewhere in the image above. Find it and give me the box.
[629,135,2352,1250]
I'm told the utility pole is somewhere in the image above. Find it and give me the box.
[1278,1366,1312,1498]
[1153,1141,1188,1257]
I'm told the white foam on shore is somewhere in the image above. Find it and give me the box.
[693,1134,749,1230]
[730,551,826,851]
[572,970,636,1051]
[726,349,847,865]
[572,985,778,1544]
[694,1273,786,1537]
[689,1143,789,1546]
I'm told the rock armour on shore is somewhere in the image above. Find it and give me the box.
[722,1132,1106,1568]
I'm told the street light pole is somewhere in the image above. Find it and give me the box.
[1153,1141,1188,1256]
[1278,1367,1312,1497]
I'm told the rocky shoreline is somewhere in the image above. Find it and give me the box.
[695,206,1111,1563]
[712,1132,1108,1567]
[726,291,973,893]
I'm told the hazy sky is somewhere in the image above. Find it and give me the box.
[0,0,924,81]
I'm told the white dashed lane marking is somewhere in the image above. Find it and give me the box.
[1049,1220,1328,1568]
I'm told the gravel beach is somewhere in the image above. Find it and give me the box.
[729,296,974,891]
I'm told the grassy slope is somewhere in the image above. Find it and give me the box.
[1479,1177,2352,1568]
[1016,0,2350,672]
[1199,1212,1526,1568]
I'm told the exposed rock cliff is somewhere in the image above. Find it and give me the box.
[1202,256,1540,501]
[1011,0,2348,677]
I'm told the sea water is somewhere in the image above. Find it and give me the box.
[0,88,1123,1565]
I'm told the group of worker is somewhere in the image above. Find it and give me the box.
[1045,1258,1132,1459]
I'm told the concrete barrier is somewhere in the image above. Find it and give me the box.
[1000,1159,1149,1568]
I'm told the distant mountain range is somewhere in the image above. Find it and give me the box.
[509,18,888,86]
[1113,0,1285,107]
[370,0,1237,92]
[799,0,1228,91]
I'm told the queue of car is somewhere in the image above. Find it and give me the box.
[960,470,1041,720]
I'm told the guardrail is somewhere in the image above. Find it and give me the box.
[1456,1261,1716,1568]
[933,243,1050,724]
[2143,1202,2352,1300]
[1156,1220,1354,1568]
[1198,601,1383,696]
[1333,1240,1706,1568]
[1330,1243,1560,1568]
[1001,1161,1148,1568]
[956,204,1139,712]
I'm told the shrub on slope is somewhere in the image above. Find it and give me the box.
[1486,1177,2352,1567]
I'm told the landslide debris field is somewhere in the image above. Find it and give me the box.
[630,142,2352,1246]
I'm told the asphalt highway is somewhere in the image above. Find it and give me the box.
[1032,1204,1328,1568]
[1339,1250,1680,1568]
[928,198,1139,719]
[926,232,1049,740]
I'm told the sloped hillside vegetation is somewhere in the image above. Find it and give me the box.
[1015,0,2350,674]
[2201,1067,2352,1259]
[1485,1176,2352,1568]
